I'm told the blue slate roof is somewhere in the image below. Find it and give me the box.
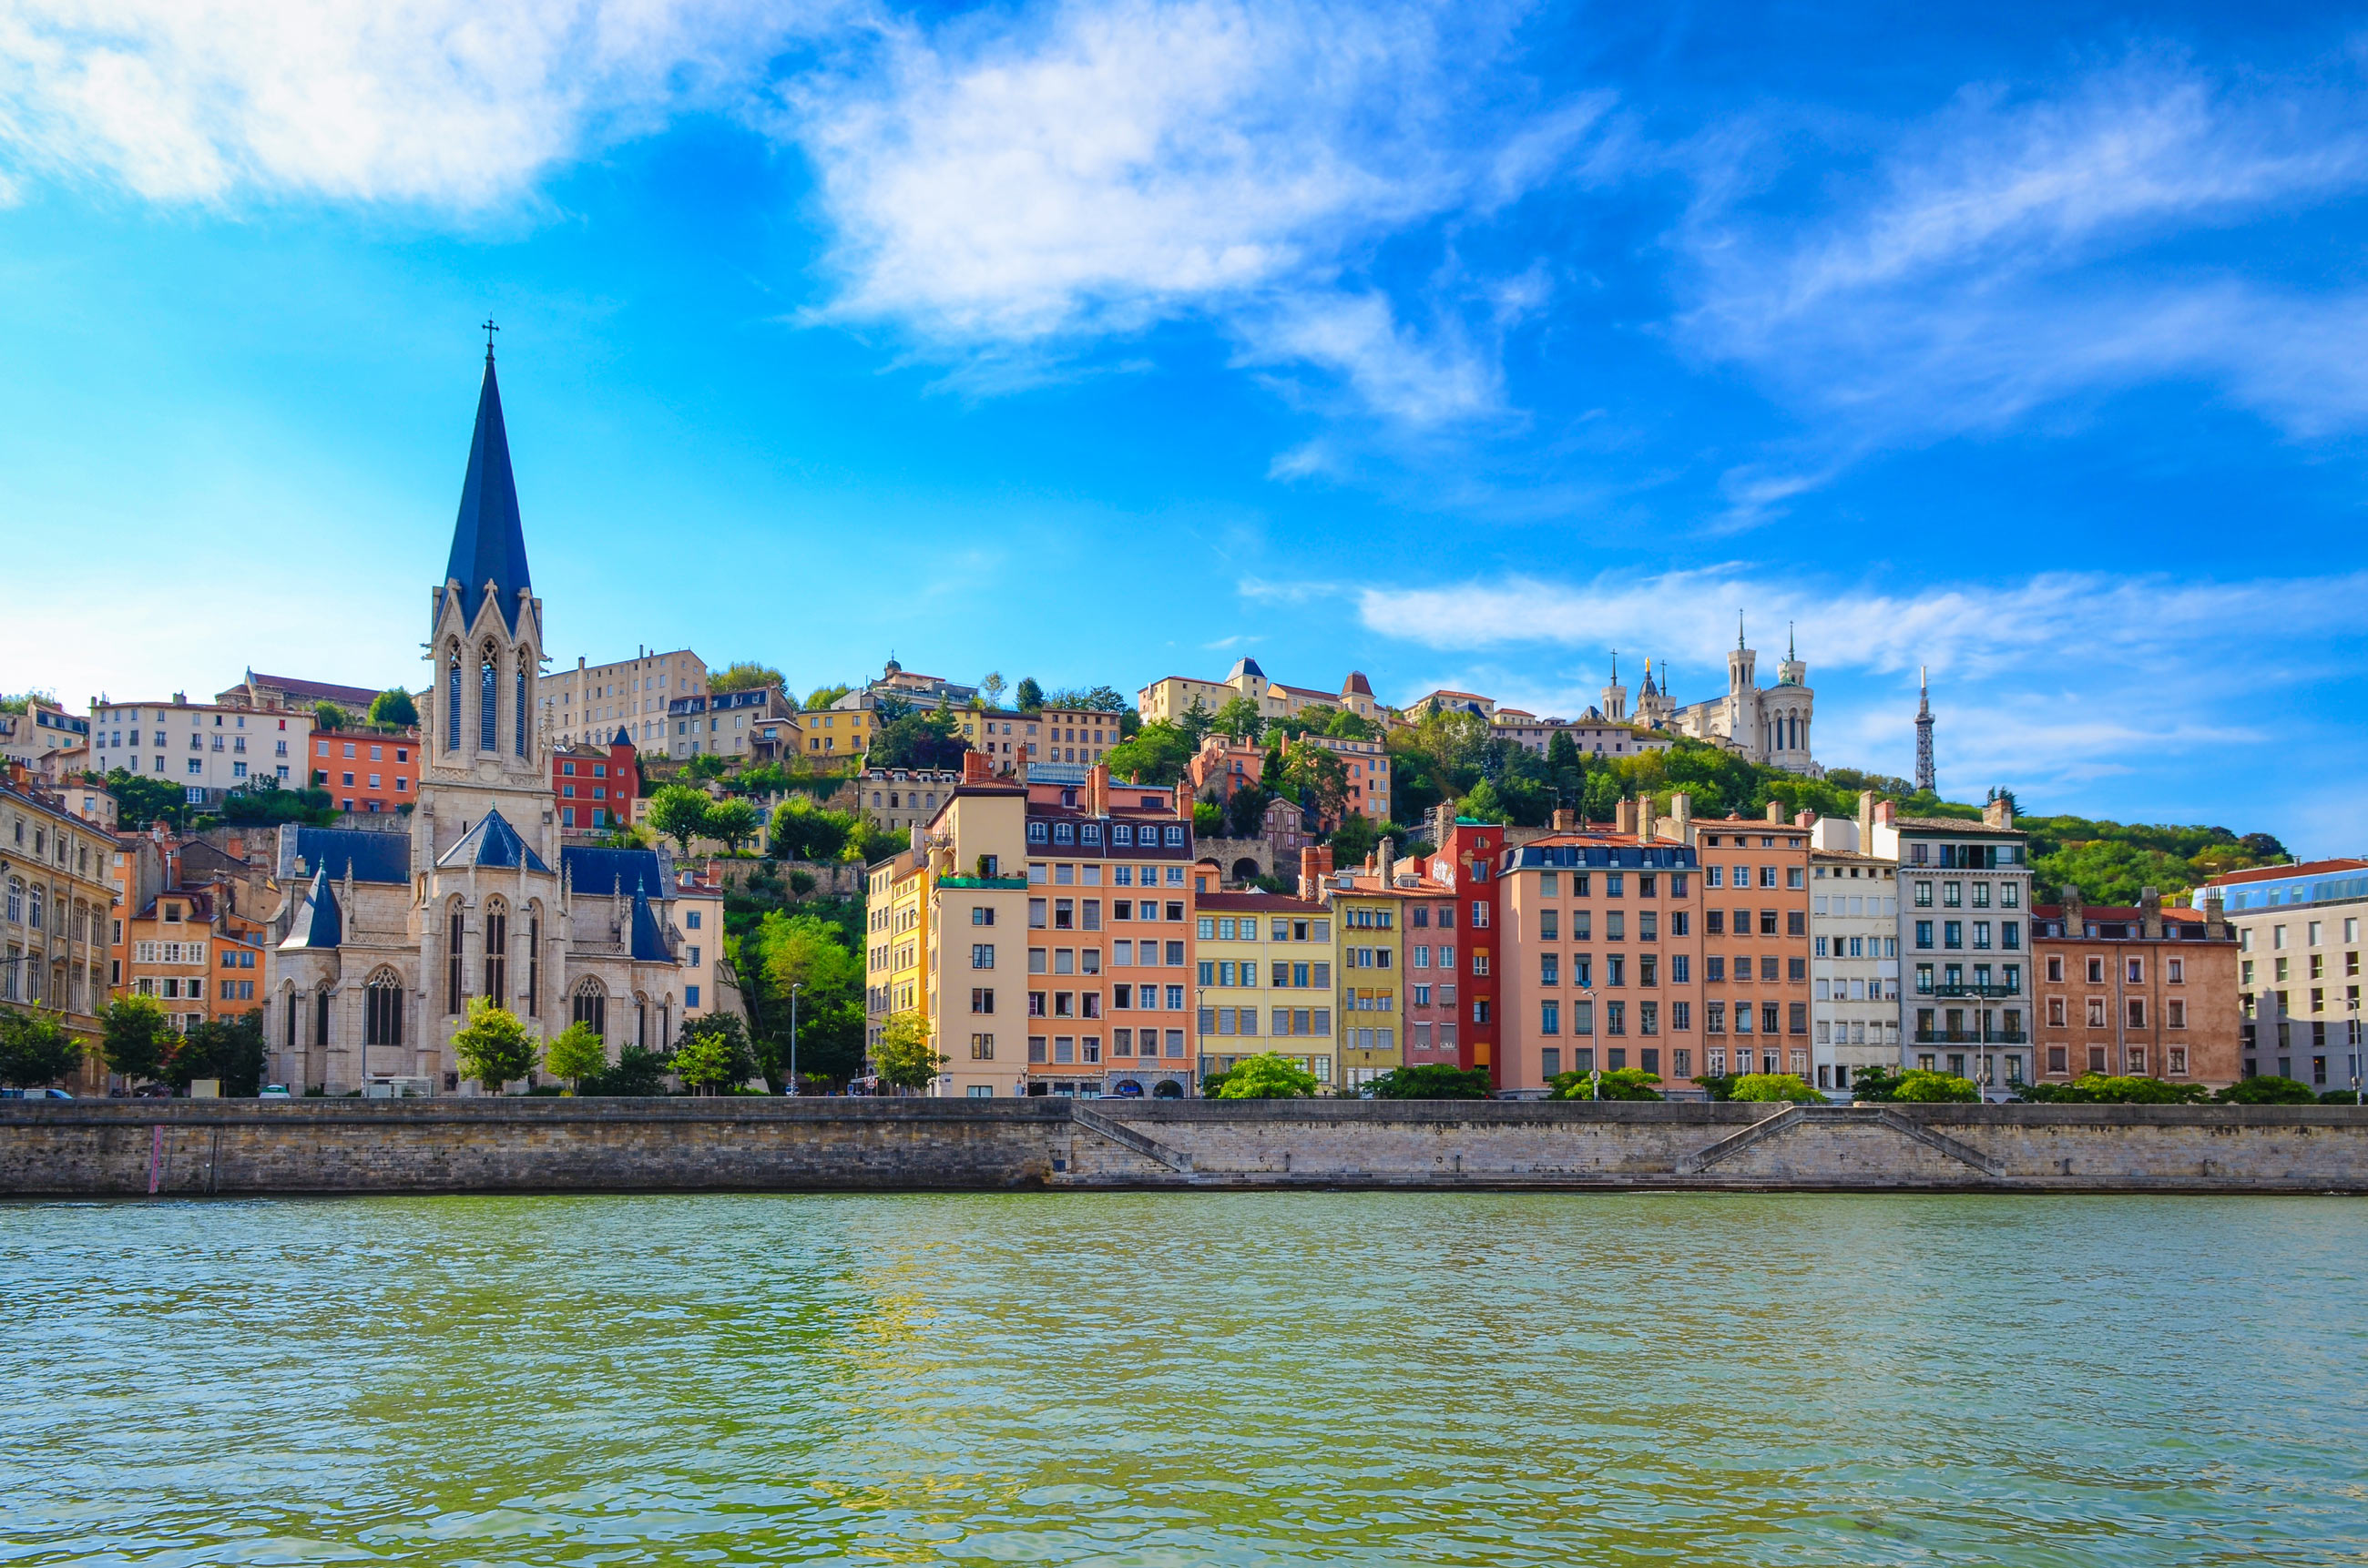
[628,890,673,962]
[611,726,631,746]
[279,866,343,950]
[281,825,412,884]
[1228,657,1265,681]
[560,845,669,901]
[436,807,551,872]
[444,353,533,634]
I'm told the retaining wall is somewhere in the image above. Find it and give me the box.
[2,1099,2363,1197]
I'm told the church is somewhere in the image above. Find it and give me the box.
[1603,623,1821,776]
[263,350,691,1094]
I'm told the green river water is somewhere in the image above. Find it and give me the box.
[5,1193,2364,1566]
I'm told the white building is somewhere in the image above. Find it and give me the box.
[1808,816,1903,1095]
[543,647,707,751]
[88,697,309,806]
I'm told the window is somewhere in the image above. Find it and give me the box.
[972,943,995,970]
[2127,998,2146,1028]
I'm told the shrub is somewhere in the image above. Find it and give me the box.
[1730,1073,1822,1104]
[1546,1066,1662,1101]
[2016,1074,2209,1105]
[2217,1074,2319,1105]
[787,869,816,896]
[1890,1069,1980,1103]
[541,1023,609,1092]
[2319,1089,2364,1105]
[1691,1073,1737,1101]
[583,1044,671,1097]
[451,998,537,1092]
[1214,1053,1320,1099]
[1363,1064,1491,1099]
[0,1012,87,1088]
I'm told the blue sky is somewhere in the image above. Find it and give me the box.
[3,0,2363,849]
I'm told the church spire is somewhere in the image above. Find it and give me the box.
[444,341,532,634]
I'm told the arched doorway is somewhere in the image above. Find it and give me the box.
[1151,1079,1184,1098]
[1231,856,1261,882]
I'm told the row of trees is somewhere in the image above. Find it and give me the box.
[0,998,270,1095]
[445,998,761,1095]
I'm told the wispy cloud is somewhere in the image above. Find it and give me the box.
[1681,56,2368,447]
[0,0,829,208]
[781,0,1605,423]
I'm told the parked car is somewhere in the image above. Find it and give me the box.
[4,1087,75,1100]
[259,1084,292,1099]
[130,1083,177,1098]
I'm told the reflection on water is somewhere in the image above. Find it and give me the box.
[5,1193,2364,1565]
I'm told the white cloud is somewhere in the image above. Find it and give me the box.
[0,0,824,206]
[1682,57,2368,450]
[784,0,1597,423]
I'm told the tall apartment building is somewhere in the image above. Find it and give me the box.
[307,727,421,815]
[1,768,117,1091]
[1495,827,1704,1093]
[2031,890,2239,1090]
[2201,859,2368,1086]
[1425,812,1506,1081]
[864,759,1197,1098]
[1691,814,1812,1084]
[1869,799,2033,1096]
[543,647,706,750]
[1808,803,1904,1094]
[88,697,309,805]
[1191,889,1334,1085]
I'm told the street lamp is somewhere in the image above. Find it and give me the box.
[2350,994,2362,1105]
[789,982,810,1095]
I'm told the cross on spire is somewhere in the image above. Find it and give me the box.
[481,317,500,360]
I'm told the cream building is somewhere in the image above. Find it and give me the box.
[1808,815,1904,1095]
[544,647,707,751]
[263,351,699,1095]
[0,699,90,769]
[665,686,799,760]
[1,767,116,1091]
[88,697,309,805]
[1138,659,1385,728]
[1653,626,1820,775]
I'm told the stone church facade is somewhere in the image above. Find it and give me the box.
[263,352,691,1094]
[1610,623,1821,777]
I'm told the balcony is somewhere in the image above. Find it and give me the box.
[1933,983,2019,999]
[1915,1029,2027,1044]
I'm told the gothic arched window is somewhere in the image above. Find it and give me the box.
[514,651,530,759]
[484,899,509,1009]
[446,901,466,1015]
[479,646,500,753]
[365,971,403,1047]
[447,648,464,754]
[572,979,607,1037]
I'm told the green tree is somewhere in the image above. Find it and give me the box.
[673,1013,759,1095]
[1547,1066,1663,1100]
[98,994,175,1083]
[1214,1052,1320,1098]
[583,1044,672,1096]
[648,784,714,855]
[873,1011,945,1093]
[2217,1074,2318,1105]
[1281,741,1350,825]
[1177,697,1216,747]
[709,661,786,694]
[1193,799,1222,836]
[542,1023,609,1092]
[1210,694,1265,743]
[805,683,852,710]
[0,1011,86,1088]
[1328,811,1380,869]
[105,769,191,830]
[165,1012,267,1096]
[1014,677,1045,714]
[451,997,538,1092]
[1225,781,1273,838]
[871,707,966,769]
[1363,1064,1491,1098]
[705,798,760,852]
[2016,1074,2210,1105]
[768,799,853,861]
[1730,1073,1823,1104]
[1458,778,1506,824]
[1890,1069,1980,1103]
[744,910,869,1086]
[1322,707,1377,740]
[681,752,730,782]
[1104,719,1194,785]
[366,687,419,728]
[978,671,1006,708]
[312,700,351,733]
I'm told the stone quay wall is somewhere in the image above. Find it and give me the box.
[1,1099,2363,1198]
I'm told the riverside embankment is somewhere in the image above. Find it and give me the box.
[4,1097,2366,1196]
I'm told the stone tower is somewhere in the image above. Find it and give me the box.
[1914,666,1936,794]
[1599,652,1628,722]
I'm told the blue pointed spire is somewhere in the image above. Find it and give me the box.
[280,864,343,950]
[444,348,532,634]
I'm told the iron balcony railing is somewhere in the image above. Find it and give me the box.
[1914,1028,2028,1044]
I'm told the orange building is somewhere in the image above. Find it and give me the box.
[123,873,270,1036]
[2031,891,2240,1089]
[310,727,421,815]
[1692,813,1816,1083]
[553,728,637,832]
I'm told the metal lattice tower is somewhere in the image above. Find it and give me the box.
[1914,666,1935,794]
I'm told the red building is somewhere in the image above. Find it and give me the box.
[553,727,636,832]
[1423,807,1504,1083]
[309,728,420,815]
[2030,890,2240,1089]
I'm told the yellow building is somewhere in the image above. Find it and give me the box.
[799,706,873,757]
[1193,891,1333,1084]
[1326,881,1405,1088]
[1138,659,1386,729]
[2,768,117,1091]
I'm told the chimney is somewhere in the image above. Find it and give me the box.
[2203,891,2228,942]
[961,750,993,784]
[1638,795,1657,843]
[1857,789,1876,845]
[1299,844,1334,901]
[1551,809,1574,831]
[1085,762,1109,819]
[1377,837,1395,884]
[1983,794,2015,830]
[2138,885,2162,940]
[2063,884,2086,935]
[1794,809,1815,829]
[1766,800,1784,823]
[1615,798,1638,836]
[1669,791,1693,844]
[1873,798,1896,828]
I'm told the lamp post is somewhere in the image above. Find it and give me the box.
[2350,994,2362,1105]
[788,982,802,1095]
